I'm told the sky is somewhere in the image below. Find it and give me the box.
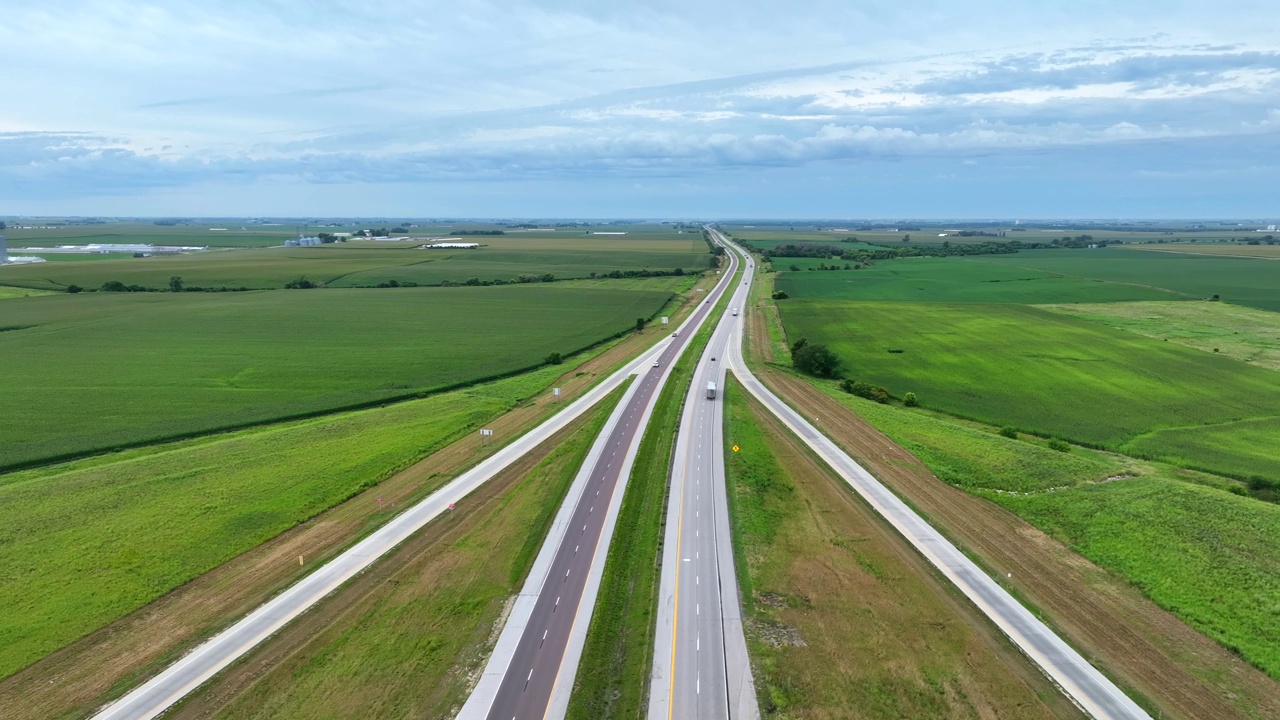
[2,1,1279,218]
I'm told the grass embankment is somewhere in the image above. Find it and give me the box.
[0,358,595,680]
[0,287,58,299]
[170,386,627,720]
[778,300,1280,481]
[805,381,1280,683]
[721,377,1078,718]
[0,284,671,469]
[566,260,738,719]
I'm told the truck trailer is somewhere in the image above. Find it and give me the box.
[706,381,717,400]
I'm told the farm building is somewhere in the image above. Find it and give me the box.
[421,242,479,249]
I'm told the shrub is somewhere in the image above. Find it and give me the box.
[903,391,918,407]
[1247,475,1277,492]
[1048,438,1071,452]
[545,352,564,365]
[65,285,83,294]
[840,378,891,404]
[772,290,789,300]
[999,426,1018,439]
[100,281,128,292]
[284,277,317,289]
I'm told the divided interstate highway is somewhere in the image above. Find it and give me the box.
[648,235,758,720]
[714,230,1150,720]
[460,239,742,720]
[91,252,730,720]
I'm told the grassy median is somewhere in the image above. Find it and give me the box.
[566,259,740,719]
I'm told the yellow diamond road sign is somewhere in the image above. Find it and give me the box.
[732,445,740,453]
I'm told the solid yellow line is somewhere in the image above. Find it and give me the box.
[667,441,690,720]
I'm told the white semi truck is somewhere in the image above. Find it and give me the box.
[706,381,717,400]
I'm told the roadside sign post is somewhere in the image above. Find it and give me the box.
[480,428,494,444]
[552,388,561,402]
[661,317,669,325]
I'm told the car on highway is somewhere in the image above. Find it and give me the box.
[653,359,660,367]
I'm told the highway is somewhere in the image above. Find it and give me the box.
[647,238,758,720]
[458,240,741,720]
[89,273,719,720]
[714,230,1150,720]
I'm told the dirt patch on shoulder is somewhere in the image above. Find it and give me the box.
[758,367,1280,720]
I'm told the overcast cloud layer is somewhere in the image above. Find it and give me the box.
[2,1,1278,217]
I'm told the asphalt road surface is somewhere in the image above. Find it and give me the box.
[465,240,742,720]
[90,292,700,720]
[715,233,1150,720]
[648,237,758,720]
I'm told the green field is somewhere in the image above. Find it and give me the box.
[803,378,1280,679]
[774,257,1181,303]
[976,249,1280,312]
[1041,301,1280,370]
[0,361,586,679]
[0,285,671,468]
[776,301,1280,475]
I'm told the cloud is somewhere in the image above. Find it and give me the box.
[1,2,1279,214]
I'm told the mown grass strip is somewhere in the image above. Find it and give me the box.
[566,260,740,720]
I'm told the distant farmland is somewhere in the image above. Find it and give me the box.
[0,232,712,291]
[774,256,1181,304]
[0,284,672,468]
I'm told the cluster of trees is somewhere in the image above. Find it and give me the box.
[284,277,317,289]
[789,337,840,377]
[97,277,253,293]
[753,239,1056,269]
[440,273,555,287]
[760,243,847,259]
[315,233,345,243]
[452,229,505,235]
[435,266,692,288]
